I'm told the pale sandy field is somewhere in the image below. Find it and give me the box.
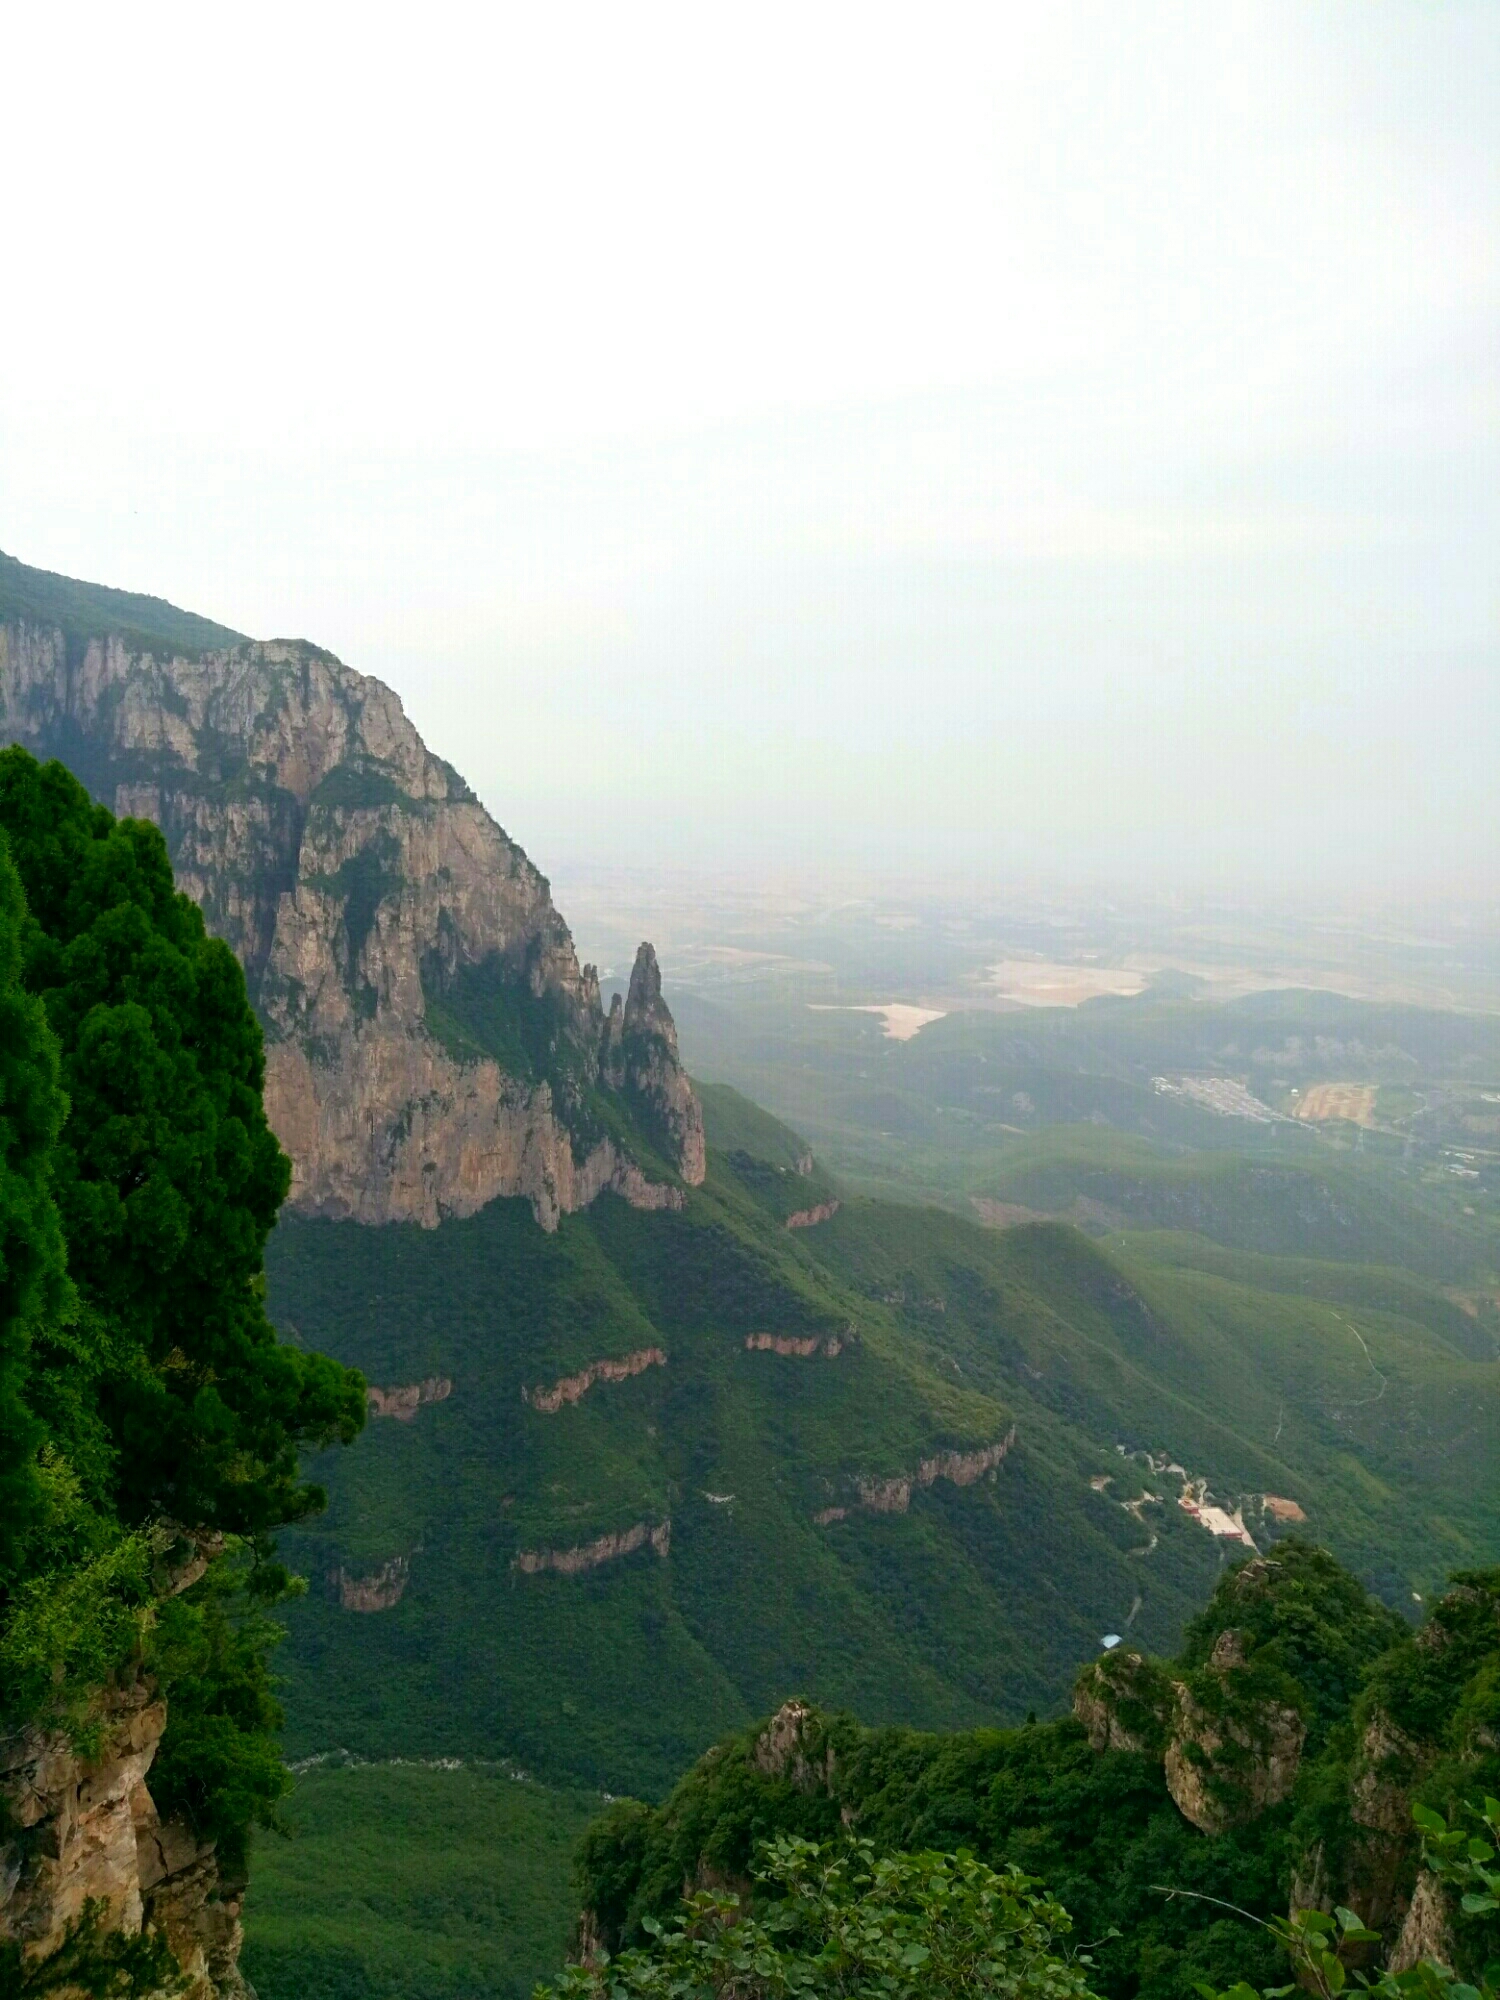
[984,961,1147,1005]
[1294,1083,1378,1126]
[807,1003,949,1040]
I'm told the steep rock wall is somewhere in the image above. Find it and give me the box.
[331,1555,412,1611]
[0,1684,248,1999]
[852,1430,1018,1516]
[0,611,704,1229]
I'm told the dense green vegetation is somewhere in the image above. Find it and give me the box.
[269,1173,1155,1794]
[0,546,246,655]
[6,553,1493,2000]
[538,1802,1500,2000]
[247,1068,1496,1996]
[263,1084,1497,1821]
[571,1548,1500,2000]
[0,752,362,1909]
[0,751,363,1545]
[241,1762,601,2000]
[542,1835,1102,2000]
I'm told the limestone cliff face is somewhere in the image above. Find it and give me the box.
[513,1520,671,1576]
[0,608,704,1228]
[1072,1649,1174,1756]
[1163,1675,1305,1835]
[523,1347,667,1413]
[367,1376,453,1420]
[0,1683,249,1999]
[600,942,707,1187]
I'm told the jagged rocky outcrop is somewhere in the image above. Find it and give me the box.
[514,1520,672,1576]
[753,1701,837,1794]
[523,1348,667,1413]
[0,1684,249,1999]
[601,944,707,1188]
[853,1431,1017,1517]
[744,1330,850,1358]
[813,1429,1018,1524]
[0,579,704,1229]
[1389,1871,1456,1973]
[1289,1570,1500,1949]
[1073,1648,1174,1756]
[1162,1628,1306,1835]
[367,1376,452,1420]
[331,1555,413,1611]
[1076,1573,1312,1837]
[785,1200,840,1230]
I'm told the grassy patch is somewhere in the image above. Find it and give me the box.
[241,1762,599,2000]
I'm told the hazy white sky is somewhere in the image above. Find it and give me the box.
[3,1,1496,892]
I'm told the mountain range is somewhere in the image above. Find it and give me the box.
[3,549,1497,2000]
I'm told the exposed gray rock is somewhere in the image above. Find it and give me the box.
[1164,1682,1305,1833]
[0,1682,245,1998]
[1389,1870,1455,1974]
[1073,1650,1173,1755]
[753,1701,835,1794]
[0,615,704,1228]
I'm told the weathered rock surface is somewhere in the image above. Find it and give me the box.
[849,1429,1018,1517]
[367,1376,453,1420]
[0,608,704,1229]
[1389,1870,1455,1973]
[1073,1650,1173,1755]
[331,1554,412,1611]
[514,1520,672,1575]
[523,1347,667,1413]
[753,1701,836,1794]
[1350,1709,1431,1840]
[785,1200,841,1230]
[0,1683,246,1998]
[1164,1682,1305,1834]
[744,1330,849,1358]
[600,943,706,1187]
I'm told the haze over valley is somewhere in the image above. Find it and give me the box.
[1,544,1496,1998]
[1,6,1496,1999]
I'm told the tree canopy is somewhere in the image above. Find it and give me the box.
[539,1835,1104,2000]
[0,747,364,1550]
[0,746,364,1902]
[0,826,70,1580]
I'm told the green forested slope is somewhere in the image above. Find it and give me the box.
[570,1549,1500,2000]
[673,988,1500,1281]
[971,1127,1484,1277]
[265,1089,1500,1804]
[242,1762,599,2000]
[268,1177,1215,1794]
[0,748,364,1993]
[0,547,247,654]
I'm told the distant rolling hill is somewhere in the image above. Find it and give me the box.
[672,983,1500,1286]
